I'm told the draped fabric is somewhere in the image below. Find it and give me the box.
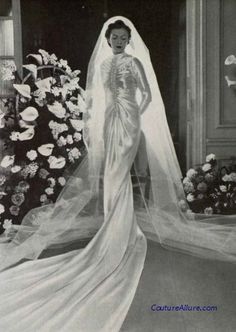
[0,15,236,332]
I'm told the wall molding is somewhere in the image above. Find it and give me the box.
[186,0,206,168]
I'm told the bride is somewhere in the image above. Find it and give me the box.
[0,16,236,332]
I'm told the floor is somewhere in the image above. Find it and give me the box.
[41,238,236,332]
[121,240,236,332]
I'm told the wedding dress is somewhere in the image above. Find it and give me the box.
[0,16,236,332]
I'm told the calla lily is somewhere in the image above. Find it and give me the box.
[18,127,35,141]
[23,64,37,80]
[19,120,35,129]
[11,165,22,173]
[13,84,31,99]
[35,77,53,92]
[48,156,66,169]
[70,119,84,131]
[48,102,66,119]
[225,76,236,87]
[20,107,39,122]
[27,53,43,65]
[38,143,54,156]
[0,155,15,168]
[225,55,236,65]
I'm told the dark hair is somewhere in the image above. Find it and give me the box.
[105,20,131,46]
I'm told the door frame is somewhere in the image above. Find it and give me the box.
[185,0,206,169]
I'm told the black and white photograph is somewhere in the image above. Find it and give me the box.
[0,0,236,331]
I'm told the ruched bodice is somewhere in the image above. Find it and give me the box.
[101,53,140,110]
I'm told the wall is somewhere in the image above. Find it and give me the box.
[20,0,186,167]
[187,0,236,169]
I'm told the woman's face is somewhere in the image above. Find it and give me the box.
[109,28,129,54]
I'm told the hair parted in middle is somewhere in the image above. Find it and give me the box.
[105,19,131,46]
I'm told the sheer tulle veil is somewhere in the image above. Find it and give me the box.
[1,16,236,272]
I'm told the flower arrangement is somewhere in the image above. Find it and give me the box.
[181,154,236,215]
[0,50,86,235]
[225,54,236,87]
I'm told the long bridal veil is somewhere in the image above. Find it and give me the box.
[1,16,236,273]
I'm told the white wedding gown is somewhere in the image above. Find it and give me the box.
[0,53,149,331]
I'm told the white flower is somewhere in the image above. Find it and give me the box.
[66,101,81,116]
[0,155,15,168]
[27,53,43,65]
[202,163,211,172]
[204,207,213,215]
[225,55,236,65]
[49,121,68,140]
[225,76,236,87]
[183,181,194,193]
[58,59,68,68]
[58,177,66,186]
[186,209,195,220]
[26,150,37,161]
[38,168,49,179]
[0,203,5,214]
[19,120,35,129]
[186,193,195,202]
[40,194,48,203]
[3,219,12,230]
[18,127,35,141]
[230,172,236,182]
[206,153,216,163]
[45,187,54,195]
[34,88,46,100]
[21,162,39,178]
[20,107,39,121]
[48,177,56,187]
[10,129,35,141]
[65,78,80,91]
[38,144,54,156]
[219,185,227,192]
[57,136,67,147]
[183,177,191,184]
[38,49,50,64]
[68,147,81,162]
[66,135,73,145]
[71,69,81,78]
[48,53,58,65]
[178,199,188,211]
[73,132,82,142]
[48,156,66,169]
[13,84,31,99]
[35,77,53,92]
[186,168,197,179]
[70,119,84,131]
[11,165,22,173]
[10,131,20,141]
[222,174,231,182]
[48,102,66,119]
[51,87,61,97]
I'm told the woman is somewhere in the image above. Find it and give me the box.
[0,16,236,332]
